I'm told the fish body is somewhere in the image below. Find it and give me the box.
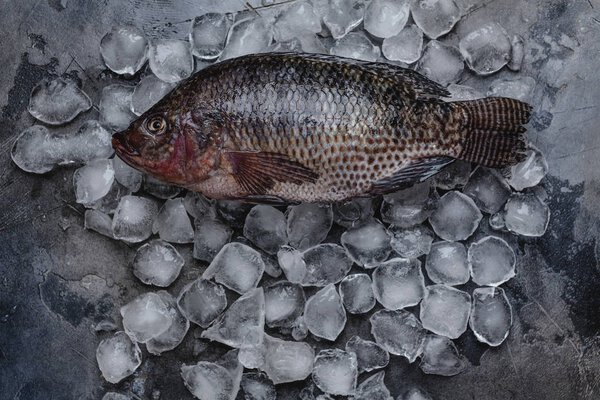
[113,53,531,203]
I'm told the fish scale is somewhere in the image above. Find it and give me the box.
[113,52,532,203]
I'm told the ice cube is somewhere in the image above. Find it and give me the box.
[372,258,425,310]
[345,335,389,373]
[28,78,92,125]
[312,349,358,396]
[410,0,462,39]
[217,200,253,228]
[382,25,424,64]
[333,197,374,228]
[201,288,265,348]
[99,84,136,132]
[508,35,525,71]
[100,26,148,76]
[420,285,471,339]
[292,315,309,341]
[330,31,380,62]
[468,236,515,286]
[370,309,426,362]
[487,76,536,102]
[341,220,392,268]
[152,198,195,244]
[507,146,548,191]
[469,286,512,346]
[364,0,410,38]
[121,292,173,343]
[419,334,467,376]
[143,175,182,199]
[389,225,434,258]
[113,156,143,192]
[380,182,438,228]
[432,160,471,189]
[459,22,511,75]
[403,387,433,400]
[339,273,376,314]
[112,195,159,243]
[84,180,130,214]
[84,210,114,238]
[489,211,506,231]
[73,159,115,204]
[11,121,113,174]
[181,349,242,400]
[264,281,305,328]
[190,13,232,60]
[221,17,273,60]
[425,241,469,286]
[277,245,307,283]
[274,1,321,42]
[429,191,482,241]
[184,191,216,219]
[131,74,175,116]
[193,216,232,262]
[203,242,265,294]
[416,40,464,85]
[304,283,347,340]
[462,167,512,214]
[354,371,391,400]
[244,205,288,254]
[132,239,184,287]
[96,331,142,384]
[177,279,227,327]
[302,243,353,286]
[261,335,314,384]
[504,192,550,237]
[286,203,333,251]
[241,372,276,400]
[146,291,190,355]
[447,83,485,100]
[323,0,366,39]
[149,39,194,83]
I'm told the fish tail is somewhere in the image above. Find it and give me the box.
[454,97,532,168]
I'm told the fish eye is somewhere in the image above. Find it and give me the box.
[145,116,167,135]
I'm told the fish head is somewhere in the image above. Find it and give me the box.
[112,102,217,186]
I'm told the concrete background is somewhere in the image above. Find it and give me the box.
[0,0,599,399]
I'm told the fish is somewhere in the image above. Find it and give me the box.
[112,52,532,203]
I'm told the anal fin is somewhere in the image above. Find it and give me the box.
[226,151,318,195]
[370,157,455,195]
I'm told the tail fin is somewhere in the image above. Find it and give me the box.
[455,97,532,168]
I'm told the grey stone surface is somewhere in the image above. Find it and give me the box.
[0,1,599,399]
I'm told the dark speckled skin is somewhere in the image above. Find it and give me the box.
[113,52,528,202]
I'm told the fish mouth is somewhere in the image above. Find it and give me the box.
[112,131,140,157]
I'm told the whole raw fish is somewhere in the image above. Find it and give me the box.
[113,52,531,203]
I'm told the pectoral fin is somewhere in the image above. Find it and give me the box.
[226,151,318,195]
[370,157,455,195]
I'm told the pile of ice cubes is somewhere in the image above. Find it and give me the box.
[11,0,552,398]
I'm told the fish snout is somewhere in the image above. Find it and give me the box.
[112,131,139,156]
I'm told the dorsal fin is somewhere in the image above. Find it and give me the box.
[244,52,450,100]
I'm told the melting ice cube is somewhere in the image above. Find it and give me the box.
[100,25,148,76]
[112,195,159,243]
[190,13,232,60]
[330,32,380,62]
[345,335,390,373]
[149,39,194,83]
[96,331,142,384]
[372,258,425,310]
[203,242,265,294]
[419,334,467,376]
[382,25,424,64]
[425,241,470,286]
[364,0,410,39]
[177,278,227,327]
[312,349,358,396]
[459,22,511,75]
[304,284,347,341]
[420,285,471,339]
[370,309,426,362]
[410,0,462,39]
[286,203,333,250]
[132,239,184,287]
[341,220,392,268]
[416,40,464,85]
[429,191,482,241]
[339,273,376,314]
[469,286,512,346]
[73,159,115,205]
[468,236,516,286]
[120,292,173,343]
[28,78,92,125]
[244,205,288,255]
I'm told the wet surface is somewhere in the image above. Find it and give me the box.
[1,0,599,399]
